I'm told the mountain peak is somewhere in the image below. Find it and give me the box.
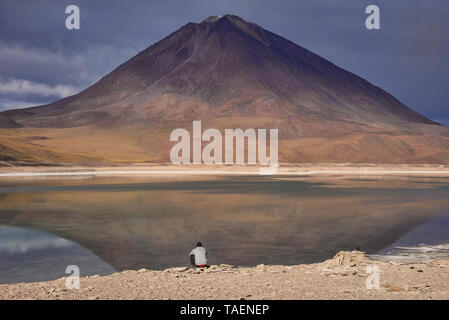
[201,14,244,24]
[199,14,270,47]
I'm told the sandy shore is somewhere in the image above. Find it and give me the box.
[1,163,449,176]
[1,251,448,300]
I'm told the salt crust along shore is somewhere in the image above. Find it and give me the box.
[1,163,449,177]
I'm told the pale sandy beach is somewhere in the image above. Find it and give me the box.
[1,163,449,177]
[1,251,448,300]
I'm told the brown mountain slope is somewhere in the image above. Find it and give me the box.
[0,15,448,164]
[0,115,21,129]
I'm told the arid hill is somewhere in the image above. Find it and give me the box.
[1,15,448,164]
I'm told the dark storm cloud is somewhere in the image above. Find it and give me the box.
[0,0,448,123]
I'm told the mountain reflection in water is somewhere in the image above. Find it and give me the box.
[0,175,448,284]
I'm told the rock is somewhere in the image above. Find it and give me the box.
[219,264,234,268]
[427,259,448,268]
[163,267,189,273]
[137,268,147,273]
[330,251,368,267]
[386,283,408,292]
[321,267,358,277]
[412,283,431,290]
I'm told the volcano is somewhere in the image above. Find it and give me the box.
[1,15,448,164]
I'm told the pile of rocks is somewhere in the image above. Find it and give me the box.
[320,251,369,277]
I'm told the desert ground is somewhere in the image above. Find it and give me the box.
[1,251,448,300]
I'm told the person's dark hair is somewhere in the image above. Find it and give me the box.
[196,242,202,247]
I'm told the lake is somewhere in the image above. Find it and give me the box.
[1,174,449,284]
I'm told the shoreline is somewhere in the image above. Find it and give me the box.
[1,163,449,177]
[1,251,448,300]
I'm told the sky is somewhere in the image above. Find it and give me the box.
[0,0,448,125]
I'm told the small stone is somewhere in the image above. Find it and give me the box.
[386,283,408,292]
[427,259,448,267]
[163,267,189,273]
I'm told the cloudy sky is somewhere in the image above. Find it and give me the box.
[0,0,448,124]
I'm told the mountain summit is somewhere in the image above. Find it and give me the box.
[1,15,448,164]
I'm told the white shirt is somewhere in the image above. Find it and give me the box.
[189,247,207,266]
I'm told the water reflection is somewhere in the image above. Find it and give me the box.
[0,175,448,283]
[0,225,115,284]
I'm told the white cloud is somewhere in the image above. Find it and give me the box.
[0,98,45,110]
[0,78,77,99]
[0,41,136,88]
